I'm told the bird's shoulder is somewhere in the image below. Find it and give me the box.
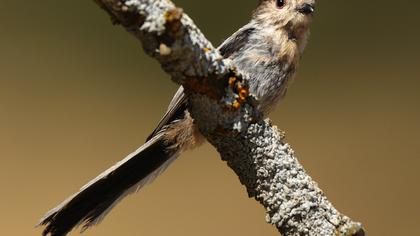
[218,24,256,58]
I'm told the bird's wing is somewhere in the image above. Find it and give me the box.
[218,24,255,58]
[146,86,188,141]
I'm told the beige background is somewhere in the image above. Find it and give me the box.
[1,0,419,235]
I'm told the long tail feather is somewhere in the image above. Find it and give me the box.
[39,133,177,236]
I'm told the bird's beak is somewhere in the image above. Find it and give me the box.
[297,3,315,15]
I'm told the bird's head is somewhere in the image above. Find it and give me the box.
[253,0,315,42]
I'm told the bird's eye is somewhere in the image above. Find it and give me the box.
[276,0,286,8]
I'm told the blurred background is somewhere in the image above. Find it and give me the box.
[1,0,419,235]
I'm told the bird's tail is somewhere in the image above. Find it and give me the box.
[38,133,178,236]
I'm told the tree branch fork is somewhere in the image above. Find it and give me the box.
[93,0,365,235]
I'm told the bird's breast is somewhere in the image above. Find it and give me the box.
[232,50,297,115]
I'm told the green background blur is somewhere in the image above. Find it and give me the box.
[1,0,419,235]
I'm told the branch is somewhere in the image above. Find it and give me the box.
[93,0,365,235]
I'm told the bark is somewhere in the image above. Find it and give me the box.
[93,0,365,235]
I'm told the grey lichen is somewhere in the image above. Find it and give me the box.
[245,122,363,236]
[109,0,231,81]
[94,0,365,235]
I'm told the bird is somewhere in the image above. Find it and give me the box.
[39,0,315,235]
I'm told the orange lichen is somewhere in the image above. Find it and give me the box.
[164,8,183,38]
[238,87,249,102]
[229,76,237,88]
[232,101,241,110]
[227,75,250,109]
[164,8,183,23]
[184,74,249,111]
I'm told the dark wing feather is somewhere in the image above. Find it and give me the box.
[218,25,255,58]
[39,134,178,236]
[146,86,187,141]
